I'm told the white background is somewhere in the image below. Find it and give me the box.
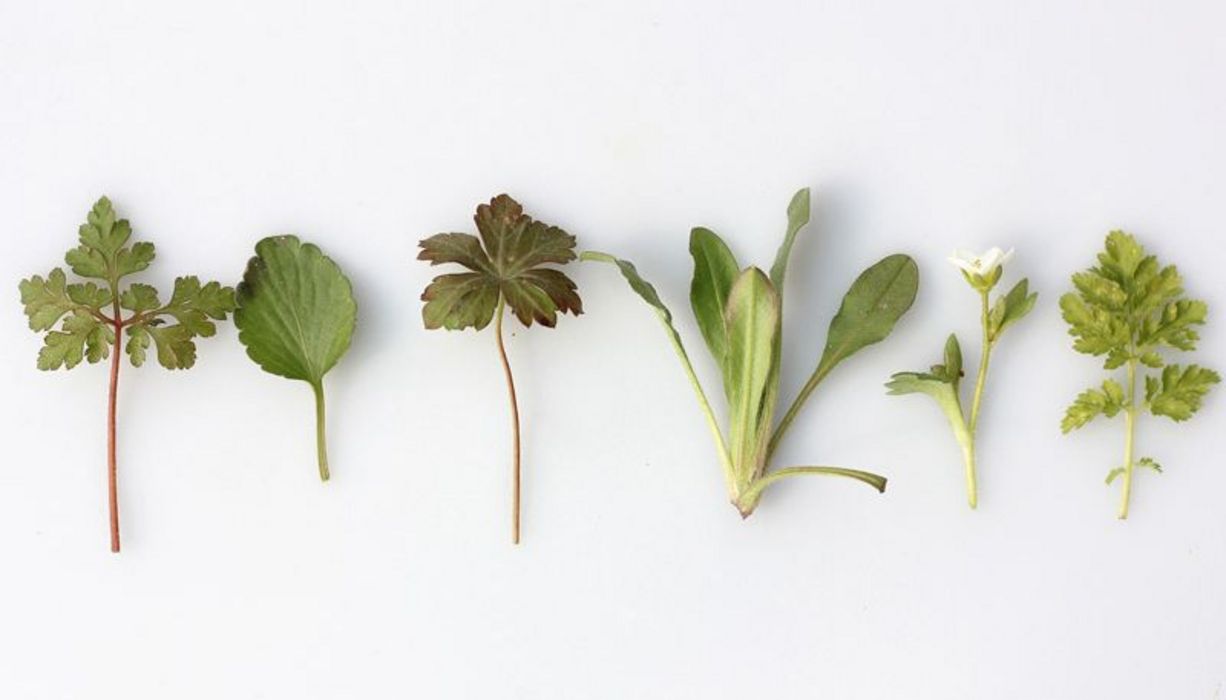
[1,1,1223,698]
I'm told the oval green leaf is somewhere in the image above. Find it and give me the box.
[235,235,357,481]
[817,253,919,377]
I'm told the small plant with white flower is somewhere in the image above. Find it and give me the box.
[886,247,1037,508]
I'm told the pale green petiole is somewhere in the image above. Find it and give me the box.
[579,251,734,488]
[312,381,330,482]
[1118,357,1137,519]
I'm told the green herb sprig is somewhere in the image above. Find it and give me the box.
[19,197,236,551]
[585,189,917,517]
[1060,231,1218,518]
[887,247,1036,508]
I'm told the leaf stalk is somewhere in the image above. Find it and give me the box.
[1119,358,1137,519]
[107,309,122,553]
[495,296,522,544]
[312,381,330,482]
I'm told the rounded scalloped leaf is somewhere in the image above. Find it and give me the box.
[234,235,357,385]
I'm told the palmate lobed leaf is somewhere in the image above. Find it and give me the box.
[419,194,581,331]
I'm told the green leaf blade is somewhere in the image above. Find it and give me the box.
[418,194,581,332]
[724,267,780,487]
[235,235,357,384]
[1148,364,1220,421]
[20,268,77,331]
[768,187,810,290]
[688,227,739,370]
[817,254,919,377]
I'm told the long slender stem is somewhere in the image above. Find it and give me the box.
[957,290,994,509]
[767,359,833,461]
[969,290,992,434]
[494,297,522,545]
[312,381,330,482]
[107,316,122,553]
[1119,358,1137,519]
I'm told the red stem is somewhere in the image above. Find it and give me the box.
[108,317,122,553]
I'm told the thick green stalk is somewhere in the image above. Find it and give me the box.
[312,381,330,482]
[1118,358,1137,519]
[958,428,977,509]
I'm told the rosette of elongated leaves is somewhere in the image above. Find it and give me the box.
[18,196,236,551]
[235,236,357,482]
[886,253,1036,508]
[584,188,918,517]
[1060,231,1218,518]
[418,194,582,544]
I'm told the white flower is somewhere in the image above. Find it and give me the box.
[947,247,1014,277]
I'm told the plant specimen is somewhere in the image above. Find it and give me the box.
[418,194,582,544]
[1060,231,1218,518]
[584,188,917,517]
[234,235,357,481]
[19,196,236,551]
[886,247,1036,508]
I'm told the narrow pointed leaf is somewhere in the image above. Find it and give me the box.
[768,187,810,290]
[688,227,739,371]
[817,254,919,378]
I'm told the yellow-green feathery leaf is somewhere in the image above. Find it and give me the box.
[1062,230,1217,518]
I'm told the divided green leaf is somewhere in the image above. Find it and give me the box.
[1061,230,1217,518]
[16,196,236,551]
[1146,364,1220,421]
[418,194,581,331]
[1061,379,1126,432]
